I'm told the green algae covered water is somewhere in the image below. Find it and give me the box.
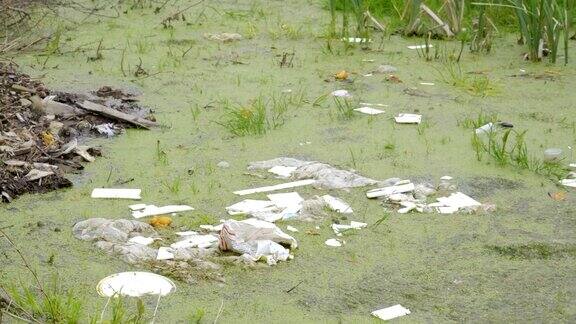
[1,0,576,322]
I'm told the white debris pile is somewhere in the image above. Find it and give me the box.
[227,192,353,222]
[366,177,495,214]
[72,218,219,265]
[246,157,378,190]
[219,218,298,265]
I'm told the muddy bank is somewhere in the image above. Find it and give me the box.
[0,63,157,202]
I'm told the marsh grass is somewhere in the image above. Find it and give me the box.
[327,0,370,39]
[472,127,568,178]
[333,97,356,120]
[458,110,499,129]
[155,140,169,166]
[219,94,299,136]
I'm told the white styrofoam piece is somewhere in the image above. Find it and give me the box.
[354,107,385,115]
[233,179,316,196]
[156,247,174,260]
[132,205,194,218]
[394,113,422,124]
[322,195,353,213]
[96,272,175,297]
[371,304,411,321]
[128,236,156,245]
[366,182,415,198]
[91,188,141,200]
[325,239,342,247]
[268,166,297,178]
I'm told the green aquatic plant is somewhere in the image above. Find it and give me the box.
[333,97,356,120]
[458,110,499,129]
[472,127,568,178]
[219,95,297,137]
[220,98,267,136]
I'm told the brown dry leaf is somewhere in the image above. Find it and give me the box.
[548,191,566,201]
[335,70,349,80]
[386,74,402,83]
[305,229,320,235]
[41,131,55,147]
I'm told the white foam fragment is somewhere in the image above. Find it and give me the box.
[268,165,297,178]
[343,37,372,43]
[234,179,316,196]
[199,224,224,232]
[420,82,435,86]
[170,234,219,249]
[267,192,304,209]
[560,179,576,188]
[394,113,422,124]
[367,182,415,199]
[322,195,353,213]
[132,205,194,218]
[359,102,388,107]
[371,304,411,321]
[156,247,174,260]
[226,199,276,215]
[286,225,299,232]
[331,221,367,235]
[398,201,417,214]
[408,44,433,49]
[354,107,385,115]
[175,231,198,236]
[91,188,141,200]
[475,122,494,135]
[331,89,352,98]
[128,236,156,245]
[325,239,342,247]
[436,192,481,209]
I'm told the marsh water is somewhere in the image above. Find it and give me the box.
[2,0,576,322]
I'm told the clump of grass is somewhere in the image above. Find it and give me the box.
[472,127,568,179]
[458,111,499,129]
[333,97,356,120]
[470,4,495,54]
[219,94,300,137]
[220,98,267,136]
[487,242,576,259]
[327,0,370,40]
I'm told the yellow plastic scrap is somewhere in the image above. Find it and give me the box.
[41,131,55,147]
[335,70,349,80]
[149,216,172,228]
